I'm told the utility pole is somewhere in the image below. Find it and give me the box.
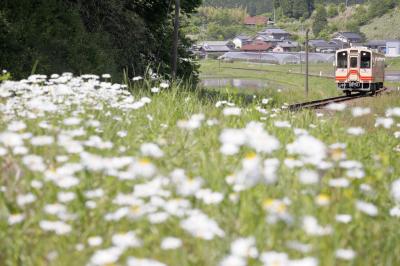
[172,0,180,80]
[305,29,309,97]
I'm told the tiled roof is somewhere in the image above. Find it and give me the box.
[335,32,362,40]
[244,16,268,25]
[259,28,289,35]
[241,41,272,51]
[201,44,231,52]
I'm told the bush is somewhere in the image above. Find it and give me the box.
[327,4,338,18]
[338,3,346,13]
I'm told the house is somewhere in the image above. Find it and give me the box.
[386,41,400,57]
[272,41,299,52]
[308,39,340,53]
[332,32,363,46]
[241,41,273,52]
[365,40,387,53]
[198,41,233,59]
[232,34,252,49]
[244,16,268,26]
[254,35,282,45]
[329,39,348,49]
[257,28,291,41]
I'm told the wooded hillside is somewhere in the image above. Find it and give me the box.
[0,0,201,81]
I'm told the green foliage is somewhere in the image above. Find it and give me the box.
[338,3,346,12]
[0,71,11,82]
[203,0,273,15]
[185,6,259,41]
[312,5,328,37]
[327,4,338,17]
[345,19,361,32]
[354,5,369,25]
[197,6,247,26]
[368,0,397,18]
[0,0,202,82]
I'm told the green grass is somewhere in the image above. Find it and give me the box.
[200,60,338,103]
[1,75,400,266]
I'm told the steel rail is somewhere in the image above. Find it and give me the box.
[287,87,388,111]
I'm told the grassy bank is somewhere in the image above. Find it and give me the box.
[1,74,400,266]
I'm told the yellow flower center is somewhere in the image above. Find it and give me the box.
[245,152,257,159]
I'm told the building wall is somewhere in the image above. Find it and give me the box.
[232,38,242,49]
[386,42,400,57]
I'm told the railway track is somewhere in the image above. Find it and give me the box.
[287,87,389,111]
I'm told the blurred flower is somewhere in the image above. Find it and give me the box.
[88,236,103,247]
[347,127,365,136]
[335,249,356,260]
[112,231,142,249]
[89,247,123,266]
[391,179,400,202]
[355,200,378,216]
[223,107,241,116]
[375,117,394,128]
[127,257,166,266]
[8,214,25,225]
[335,214,352,224]
[260,251,288,266]
[352,107,370,117]
[302,216,332,236]
[299,169,319,185]
[287,135,326,165]
[140,143,164,158]
[17,193,36,206]
[39,220,71,235]
[326,103,346,111]
[180,210,225,240]
[160,237,182,250]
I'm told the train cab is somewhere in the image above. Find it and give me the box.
[335,47,385,95]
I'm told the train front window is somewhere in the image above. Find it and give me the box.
[350,57,358,68]
[360,52,371,69]
[337,52,348,68]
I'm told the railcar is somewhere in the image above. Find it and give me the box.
[335,47,385,95]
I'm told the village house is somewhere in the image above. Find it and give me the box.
[386,40,400,57]
[241,40,273,52]
[257,28,291,41]
[365,40,387,53]
[332,32,363,47]
[308,39,341,53]
[272,41,299,52]
[232,34,252,49]
[244,16,269,27]
[254,35,282,46]
[197,41,233,59]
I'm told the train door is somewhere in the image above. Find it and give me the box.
[348,53,359,85]
[336,51,348,88]
[360,51,372,88]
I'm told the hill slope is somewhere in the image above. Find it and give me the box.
[361,8,400,40]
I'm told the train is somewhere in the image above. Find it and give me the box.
[335,47,385,95]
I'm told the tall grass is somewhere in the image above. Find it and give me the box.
[0,75,399,266]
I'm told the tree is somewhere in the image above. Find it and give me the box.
[338,3,346,13]
[0,0,202,82]
[312,5,328,37]
[327,4,338,17]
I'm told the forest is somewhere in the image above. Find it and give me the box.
[204,0,371,17]
[0,0,201,81]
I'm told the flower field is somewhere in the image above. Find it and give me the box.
[1,73,400,266]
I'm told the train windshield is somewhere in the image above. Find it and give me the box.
[337,51,348,68]
[360,51,371,69]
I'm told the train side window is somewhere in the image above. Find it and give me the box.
[350,57,358,68]
[337,52,348,68]
[360,52,371,69]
